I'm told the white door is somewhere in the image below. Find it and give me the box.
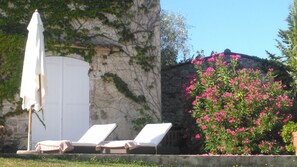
[32,57,89,147]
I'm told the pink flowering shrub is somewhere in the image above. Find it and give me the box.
[185,53,293,154]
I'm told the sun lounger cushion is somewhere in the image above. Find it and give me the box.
[96,123,172,152]
[133,123,172,146]
[74,123,117,144]
[35,140,74,153]
[35,123,117,153]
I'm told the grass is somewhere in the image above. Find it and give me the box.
[0,156,159,167]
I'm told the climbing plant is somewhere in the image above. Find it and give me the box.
[101,72,146,104]
[101,72,159,130]
[0,32,25,118]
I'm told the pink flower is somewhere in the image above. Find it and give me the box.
[186,85,194,92]
[195,134,201,139]
[260,111,266,117]
[217,145,226,152]
[230,79,236,85]
[231,131,236,136]
[230,54,241,59]
[201,125,207,130]
[206,67,215,72]
[201,93,207,98]
[215,117,221,122]
[192,100,197,105]
[212,99,218,103]
[247,85,253,90]
[190,78,197,84]
[219,53,224,57]
[201,80,206,85]
[196,119,200,123]
[239,82,245,88]
[222,92,233,98]
[214,112,219,117]
[195,95,201,99]
[242,138,249,144]
[283,118,289,123]
[204,115,211,122]
[208,57,215,62]
[218,83,223,87]
[237,127,245,132]
[229,118,236,123]
[254,119,261,127]
[220,110,226,117]
[276,102,282,108]
[196,61,203,65]
[206,87,212,93]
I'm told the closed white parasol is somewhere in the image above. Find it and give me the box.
[20,9,47,151]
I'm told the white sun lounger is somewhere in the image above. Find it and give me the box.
[96,123,172,154]
[35,123,117,153]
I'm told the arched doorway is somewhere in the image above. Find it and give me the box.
[32,56,89,147]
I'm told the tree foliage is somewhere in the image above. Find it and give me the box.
[271,0,297,94]
[160,10,191,66]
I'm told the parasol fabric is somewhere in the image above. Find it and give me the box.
[20,10,47,112]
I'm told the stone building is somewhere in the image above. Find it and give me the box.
[1,0,161,152]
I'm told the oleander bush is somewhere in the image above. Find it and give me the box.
[185,53,293,154]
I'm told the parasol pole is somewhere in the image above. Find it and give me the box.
[27,74,42,151]
[39,74,42,105]
[27,106,32,151]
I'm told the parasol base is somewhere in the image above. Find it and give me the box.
[16,150,40,154]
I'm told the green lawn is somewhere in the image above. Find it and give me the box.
[0,157,159,167]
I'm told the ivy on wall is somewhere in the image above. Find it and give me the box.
[0,32,25,123]
[101,72,157,130]
[130,45,156,72]
[101,72,146,104]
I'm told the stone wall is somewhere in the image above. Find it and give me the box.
[88,0,161,140]
[90,41,161,140]
[1,99,27,152]
[161,62,195,126]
